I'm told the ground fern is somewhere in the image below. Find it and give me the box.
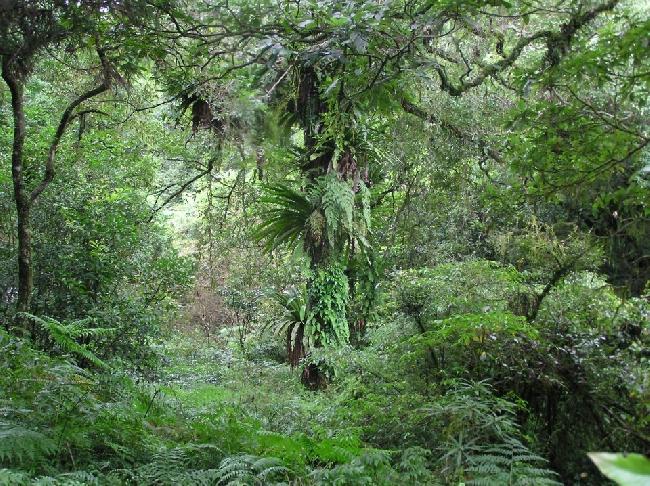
[0,421,57,466]
[465,437,561,485]
[18,314,110,369]
[215,454,292,485]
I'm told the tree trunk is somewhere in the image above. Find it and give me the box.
[2,58,33,317]
[15,205,32,313]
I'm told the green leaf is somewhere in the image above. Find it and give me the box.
[588,453,650,486]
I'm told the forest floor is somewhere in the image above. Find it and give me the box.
[148,333,366,469]
[160,334,311,423]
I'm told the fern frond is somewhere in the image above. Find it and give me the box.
[0,421,57,465]
[358,180,372,233]
[215,454,290,485]
[17,313,109,369]
[465,438,560,486]
[310,174,354,247]
[0,468,31,485]
[49,470,101,485]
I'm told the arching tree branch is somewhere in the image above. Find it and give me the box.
[435,0,619,96]
[30,48,112,203]
[401,98,505,164]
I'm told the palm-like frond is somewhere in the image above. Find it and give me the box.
[253,184,313,252]
[267,286,317,366]
[255,176,367,256]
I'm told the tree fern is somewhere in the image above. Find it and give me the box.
[424,381,560,485]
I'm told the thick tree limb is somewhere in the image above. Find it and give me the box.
[435,0,619,96]
[401,98,505,164]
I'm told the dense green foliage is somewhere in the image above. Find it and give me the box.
[1,0,648,484]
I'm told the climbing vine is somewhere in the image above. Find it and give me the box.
[308,262,350,348]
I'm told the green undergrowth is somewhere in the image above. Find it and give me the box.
[0,330,437,485]
[3,264,640,484]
